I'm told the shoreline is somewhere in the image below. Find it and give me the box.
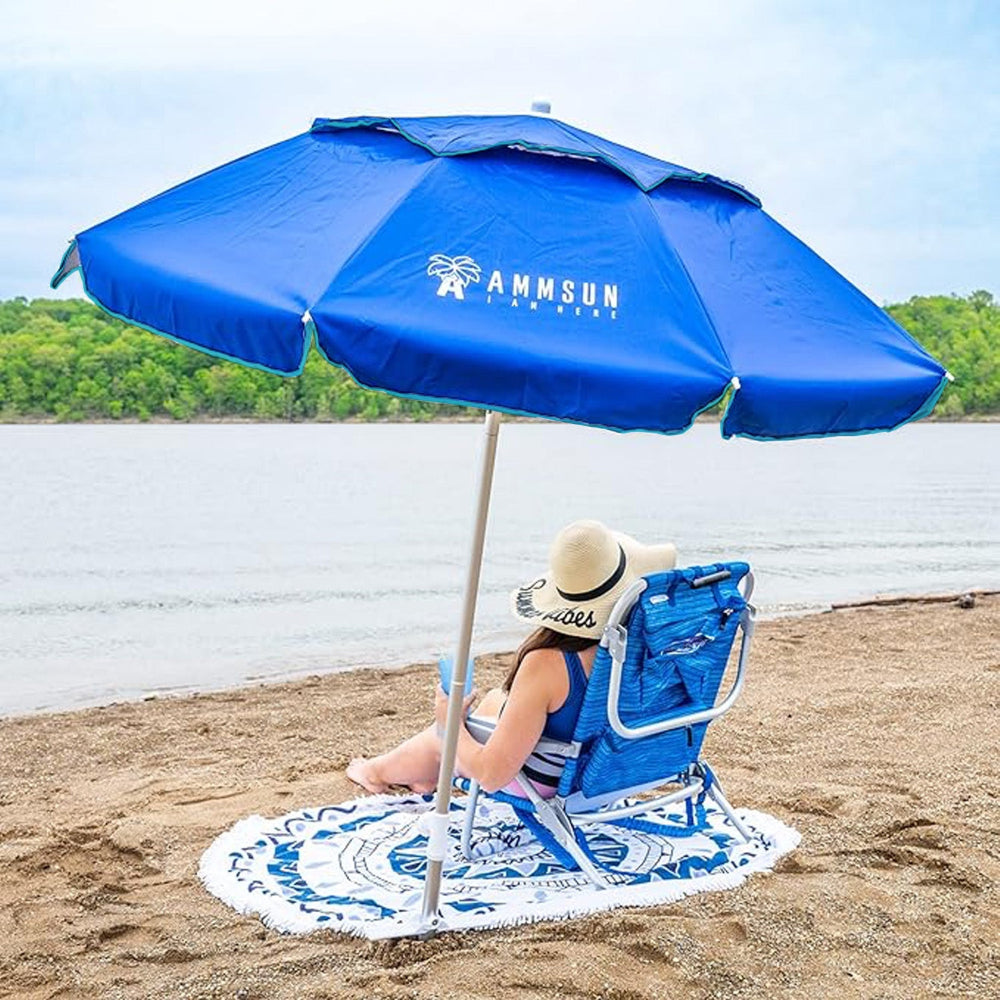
[2,414,999,426]
[2,595,997,998]
[6,589,996,725]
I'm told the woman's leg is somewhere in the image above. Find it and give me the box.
[347,724,442,794]
[346,688,507,795]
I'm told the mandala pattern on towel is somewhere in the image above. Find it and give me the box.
[200,793,798,936]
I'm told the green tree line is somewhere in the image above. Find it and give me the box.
[0,292,997,421]
[0,298,461,422]
[885,291,999,418]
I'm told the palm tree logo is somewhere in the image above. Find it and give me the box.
[427,254,482,300]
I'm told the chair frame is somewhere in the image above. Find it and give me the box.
[458,569,757,888]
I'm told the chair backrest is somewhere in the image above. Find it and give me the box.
[557,562,750,804]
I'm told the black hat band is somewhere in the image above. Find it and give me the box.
[556,544,627,602]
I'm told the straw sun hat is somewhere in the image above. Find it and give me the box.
[510,520,677,640]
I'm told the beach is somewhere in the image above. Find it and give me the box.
[1,595,997,1000]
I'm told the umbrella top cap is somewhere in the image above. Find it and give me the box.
[310,114,761,206]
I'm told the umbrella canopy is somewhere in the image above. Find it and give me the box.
[52,114,947,439]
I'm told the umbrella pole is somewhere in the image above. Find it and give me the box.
[419,408,501,935]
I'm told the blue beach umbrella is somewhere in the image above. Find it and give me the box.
[51,113,948,934]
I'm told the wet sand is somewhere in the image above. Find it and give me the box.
[1,596,998,999]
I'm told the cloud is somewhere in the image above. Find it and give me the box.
[2,0,997,301]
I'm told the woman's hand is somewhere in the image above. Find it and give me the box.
[434,684,478,730]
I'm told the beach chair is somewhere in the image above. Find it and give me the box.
[457,562,756,886]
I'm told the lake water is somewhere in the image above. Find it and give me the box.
[2,422,998,716]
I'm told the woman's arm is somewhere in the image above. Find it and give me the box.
[435,648,568,793]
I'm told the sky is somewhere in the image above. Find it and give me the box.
[1,0,997,304]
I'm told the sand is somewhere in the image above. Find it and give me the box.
[1,596,998,1000]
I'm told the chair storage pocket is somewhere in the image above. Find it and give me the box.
[673,658,709,704]
[645,614,722,655]
[637,651,691,713]
[642,609,737,708]
[639,648,716,713]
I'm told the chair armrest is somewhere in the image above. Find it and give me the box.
[465,716,580,759]
[532,736,581,759]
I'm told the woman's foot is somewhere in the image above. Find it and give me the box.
[346,757,389,794]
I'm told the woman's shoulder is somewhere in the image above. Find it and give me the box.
[518,646,569,673]
[512,647,570,700]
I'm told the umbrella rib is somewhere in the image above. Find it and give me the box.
[304,159,439,318]
[633,193,736,388]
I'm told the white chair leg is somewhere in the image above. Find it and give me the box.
[703,771,754,843]
[531,798,608,888]
[460,779,481,859]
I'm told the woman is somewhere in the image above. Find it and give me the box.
[346,519,676,796]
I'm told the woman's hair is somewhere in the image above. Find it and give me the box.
[503,626,597,692]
